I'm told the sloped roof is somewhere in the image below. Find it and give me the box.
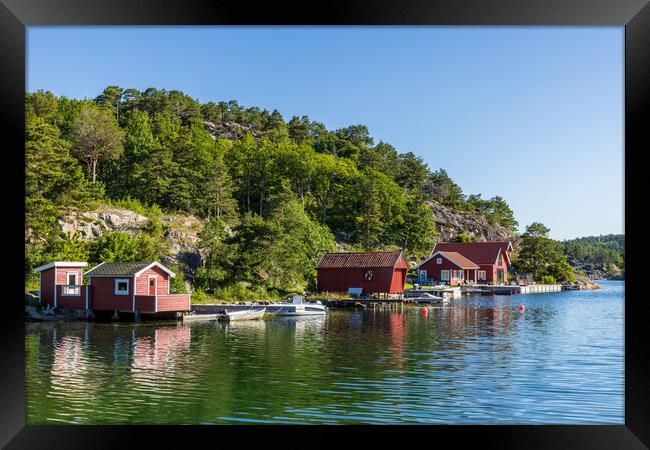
[84,261,175,277]
[317,251,405,269]
[33,262,88,273]
[434,251,480,269]
[432,241,512,265]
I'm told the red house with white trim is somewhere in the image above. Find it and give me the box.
[316,251,408,295]
[416,241,513,286]
[34,261,190,314]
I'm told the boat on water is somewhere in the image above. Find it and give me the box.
[274,296,327,316]
[217,307,266,322]
[411,292,448,304]
[563,285,581,290]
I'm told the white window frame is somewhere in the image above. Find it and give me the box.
[419,270,427,283]
[115,278,130,295]
[478,270,486,281]
[440,270,450,281]
[62,272,79,296]
[436,258,442,264]
[457,270,464,280]
[364,270,374,281]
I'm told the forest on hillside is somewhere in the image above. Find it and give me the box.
[25,86,519,297]
[560,234,625,275]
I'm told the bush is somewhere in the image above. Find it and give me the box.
[540,275,556,284]
[167,264,187,294]
[105,196,163,220]
[211,283,283,302]
[452,233,473,243]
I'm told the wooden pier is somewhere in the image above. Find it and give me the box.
[460,284,563,296]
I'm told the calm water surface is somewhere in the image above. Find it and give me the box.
[26,281,624,424]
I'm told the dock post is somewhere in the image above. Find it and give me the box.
[134,310,141,322]
[111,310,119,321]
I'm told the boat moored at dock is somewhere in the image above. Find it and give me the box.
[274,296,327,316]
[217,307,266,322]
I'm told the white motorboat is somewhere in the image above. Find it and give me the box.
[217,307,266,322]
[273,296,327,316]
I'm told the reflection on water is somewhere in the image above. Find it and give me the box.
[26,281,624,424]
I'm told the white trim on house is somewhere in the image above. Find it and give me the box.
[61,272,80,296]
[417,251,479,270]
[390,251,406,271]
[33,262,88,273]
[134,262,176,278]
[494,248,503,265]
[440,270,450,281]
[115,278,130,296]
[151,274,158,312]
[53,267,57,307]
[83,261,107,276]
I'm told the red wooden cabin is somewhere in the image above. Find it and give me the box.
[416,241,513,285]
[33,262,90,309]
[416,251,480,286]
[34,261,190,314]
[316,251,408,295]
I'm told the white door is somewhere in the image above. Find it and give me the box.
[419,270,427,284]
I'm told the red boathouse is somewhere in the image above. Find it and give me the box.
[34,261,190,314]
[416,241,513,286]
[316,251,408,296]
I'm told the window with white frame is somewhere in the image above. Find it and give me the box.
[115,279,130,295]
[436,258,442,264]
[364,270,373,281]
[457,270,464,279]
[63,272,79,295]
[478,270,486,281]
[440,270,450,281]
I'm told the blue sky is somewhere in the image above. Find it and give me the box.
[27,26,624,240]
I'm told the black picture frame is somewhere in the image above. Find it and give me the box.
[2,0,648,448]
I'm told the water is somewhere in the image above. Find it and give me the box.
[25,281,624,424]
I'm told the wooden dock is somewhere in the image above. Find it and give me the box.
[460,284,563,295]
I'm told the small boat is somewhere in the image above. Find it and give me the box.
[563,285,581,290]
[274,296,327,316]
[411,292,447,304]
[217,307,266,322]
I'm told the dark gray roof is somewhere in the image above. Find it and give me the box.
[84,262,152,277]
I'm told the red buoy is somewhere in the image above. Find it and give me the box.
[519,305,525,311]
[421,307,428,316]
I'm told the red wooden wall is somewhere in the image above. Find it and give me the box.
[135,266,170,296]
[89,276,134,311]
[317,262,407,294]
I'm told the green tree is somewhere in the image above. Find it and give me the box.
[399,199,437,257]
[201,140,237,221]
[513,222,571,282]
[90,232,138,263]
[95,85,124,121]
[70,105,125,183]
[545,256,575,282]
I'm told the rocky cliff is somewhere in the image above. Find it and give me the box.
[58,206,203,279]
[57,201,516,272]
[427,201,517,243]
